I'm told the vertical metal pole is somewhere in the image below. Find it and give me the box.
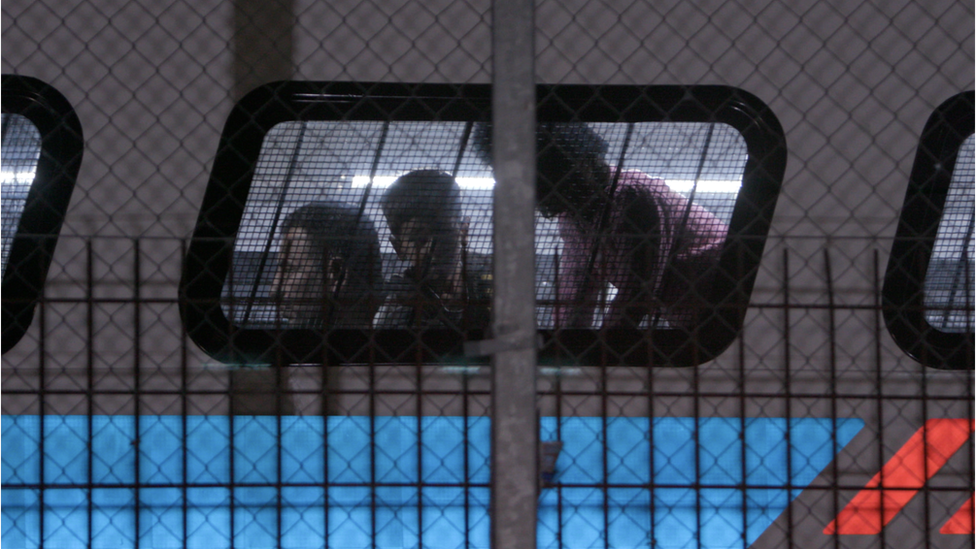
[230,0,295,418]
[133,239,142,549]
[491,0,537,546]
[232,0,294,100]
[782,248,794,549]
[824,249,839,549]
[180,239,190,548]
[87,239,94,549]
[38,246,47,549]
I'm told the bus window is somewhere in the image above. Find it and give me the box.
[1,76,84,354]
[883,91,975,369]
[181,82,785,366]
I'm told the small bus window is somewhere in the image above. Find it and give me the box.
[923,134,974,333]
[1,76,84,354]
[883,91,974,369]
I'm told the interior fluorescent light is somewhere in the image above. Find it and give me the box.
[351,176,495,190]
[0,170,36,186]
[666,179,742,193]
[353,175,740,193]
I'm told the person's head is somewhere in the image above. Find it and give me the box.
[271,201,383,327]
[379,170,464,288]
[471,121,611,218]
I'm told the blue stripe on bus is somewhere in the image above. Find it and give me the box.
[2,415,862,548]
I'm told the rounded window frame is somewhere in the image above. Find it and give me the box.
[2,75,84,354]
[883,91,975,370]
[180,81,787,367]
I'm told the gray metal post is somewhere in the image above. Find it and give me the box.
[491,0,538,546]
[229,0,295,414]
[232,0,294,101]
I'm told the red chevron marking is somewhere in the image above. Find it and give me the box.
[940,495,974,535]
[824,418,975,535]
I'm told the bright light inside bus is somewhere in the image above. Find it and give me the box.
[1,170,37,186]
[351,175,494,190]
[351,175,741,193]
[656,179,742,193]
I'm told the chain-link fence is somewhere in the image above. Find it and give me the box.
[2,0,974,547]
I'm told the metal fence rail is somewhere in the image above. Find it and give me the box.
[2,236,973,547]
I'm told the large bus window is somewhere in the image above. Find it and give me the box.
[181,82,785,366]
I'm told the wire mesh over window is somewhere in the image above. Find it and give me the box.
[0,113,41,276]
[923,133,974,333]
[225,119,745,332]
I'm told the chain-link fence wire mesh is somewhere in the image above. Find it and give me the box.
[2,0,974,547]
